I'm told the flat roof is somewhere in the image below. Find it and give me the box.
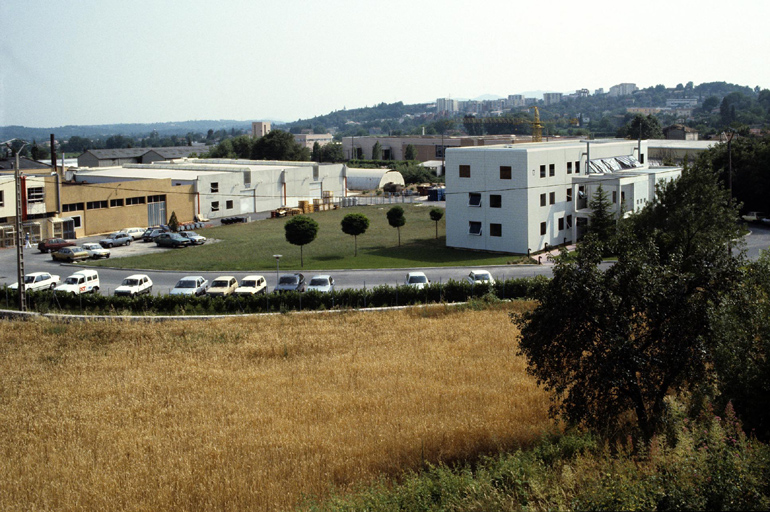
[74,167,225,181]
[646,140,718,150]
[447,138,639,152]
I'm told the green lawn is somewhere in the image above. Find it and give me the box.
[92,204,530,271]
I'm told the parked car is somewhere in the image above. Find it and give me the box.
[118,227,146,240]
[54,270,100,295]
[142,228,166,243]
[207,276,238,297]
[274,273,306,293]
[9,272,60,292]
[81,242,111,259]
[114,274,153,297]
[51,246,90,262]
[405,271,430,289]
[38,238,74,253]
[178,231,206,245]
[466,270,495,286]
[742,211,768,223]
[170,276,209,296]
[99,232,132,248]
[234,275,267,295]
[307,275,335,293]
[155,233,192,248]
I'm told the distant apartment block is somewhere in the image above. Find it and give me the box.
[666,98,699,108]
[507,95,525,107]
[293,133,334,149]
[594,88,605,95]
[252,121,272,138]
[436,98,459,113]
[543,92,563,106]
[609,83,638,97]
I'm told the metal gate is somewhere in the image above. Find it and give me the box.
[147,198,167,227]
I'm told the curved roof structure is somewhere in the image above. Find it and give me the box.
[346,168,405,190]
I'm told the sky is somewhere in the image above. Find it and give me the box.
[2,0,769,128]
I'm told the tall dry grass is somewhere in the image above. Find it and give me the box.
[0,303,551,511]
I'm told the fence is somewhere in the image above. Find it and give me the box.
[340,194,416,207]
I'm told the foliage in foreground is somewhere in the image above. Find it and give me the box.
[307,402,770,512]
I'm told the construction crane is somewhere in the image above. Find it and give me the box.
[460,107,577,142]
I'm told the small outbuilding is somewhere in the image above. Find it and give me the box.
[345,168,405,191]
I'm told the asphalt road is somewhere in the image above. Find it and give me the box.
[1,224,768,297]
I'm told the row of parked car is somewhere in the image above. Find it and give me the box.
[36,227,208,262]
[8,270,151,297]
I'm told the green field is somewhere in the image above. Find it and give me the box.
[92,204,530,271]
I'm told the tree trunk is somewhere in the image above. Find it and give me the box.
[354,235,357,257]
[435,221,438,239]
[397,227,401,247]
[300,245,304,267]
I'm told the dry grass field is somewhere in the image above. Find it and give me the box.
[0,303,551,511]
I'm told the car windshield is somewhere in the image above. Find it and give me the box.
[408,275,428,284]
[64,276,82,285]
[24,276,36,283]
[279,276,298,284]
[309,278,328,286]
[472,273,491,282]
[122,279,139,286]
[212,280,230,288]
[241,280,257,288]
[186,232,198,237]
[175,280,196,288]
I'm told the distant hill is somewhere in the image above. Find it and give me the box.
[0,120,271,142]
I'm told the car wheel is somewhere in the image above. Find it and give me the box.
[50,283,56,290]
[92,287,99,294]
[126,240,131,246]
[106,254,110,258]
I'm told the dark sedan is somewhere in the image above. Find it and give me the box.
[38,238,75,253]
[155,233,192,248]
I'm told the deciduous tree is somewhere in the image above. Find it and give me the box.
[429,208,444,239]
[284,215,319,267]
[340,213,369,256]
[386,206,405,246]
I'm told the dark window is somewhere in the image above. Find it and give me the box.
[469,221,482,235]
[147,195,166,203]
[226,200,234,209]
[468,193,481,207]
[490,223,502,237]
[72,216,81,228]
[540,193,546,207]
[110,198,124,208]
[567,215,572,228]
[63,202,84,212]
[126,196,146,205]
[567,162,573,174]
[27,187,44,203]
[540,165,546,178]
[540,222,547,235]
[640,154,645,164]
[0,191,3,207]
[567,189,573,202]
[500,166,512,179]
[490,194,501,208]
[549,164,555,177]
[549,192,556,205]
[86,200,108,210]
[459,165,471,178]
[210,182,219,193]
[575,161,580,174]
[621,191,626,203]
[558,217,564,231]
[211,201,220,212]
[612,191,617,204]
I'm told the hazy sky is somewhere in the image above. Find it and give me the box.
[2,0,769,128]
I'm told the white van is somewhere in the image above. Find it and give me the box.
[55,270,100,295]
[119,227,146,240]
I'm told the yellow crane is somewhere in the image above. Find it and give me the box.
[460,107,577,142]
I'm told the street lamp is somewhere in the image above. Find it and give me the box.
[273,254,282,282]
[3,139,29,311]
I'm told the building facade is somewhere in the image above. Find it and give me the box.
[252,122,272,138]
[445,140,680,254]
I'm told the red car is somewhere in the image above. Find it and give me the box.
[38,238,75,253]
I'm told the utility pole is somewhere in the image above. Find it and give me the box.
[4,140,29,311]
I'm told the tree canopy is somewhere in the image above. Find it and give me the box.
[252,130,311,161]
[429,208,444,239]
[386,206,406,246]
[340,213,369,256]
[616,114,663,139]
[284,215,319,267]
[515,160,743,440]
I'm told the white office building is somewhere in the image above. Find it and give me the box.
[445,140,681,254]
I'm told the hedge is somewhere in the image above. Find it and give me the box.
[1,276,548,316]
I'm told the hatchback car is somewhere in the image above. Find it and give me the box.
[274,273,305,293]
[405,271,430,289]
[155,233,192,248]
[114,274,153,297]
[142,228,167,243]
[207,276,239,297]
[38,238,75,253]
[178,231,207,245]
[170,276,209,296]
[9,272,60,292]
[118,227,146,240]
[99,232,132,248]
[81,242,111,259]
[234,275,268,295]
[466,270,495,286]
[307,275,335,293]
[51,246,90,262]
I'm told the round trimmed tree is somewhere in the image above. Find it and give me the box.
[284,215,319,267]
[341,213,369,256]
[429,208,444,239]
[386,206,406,247]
